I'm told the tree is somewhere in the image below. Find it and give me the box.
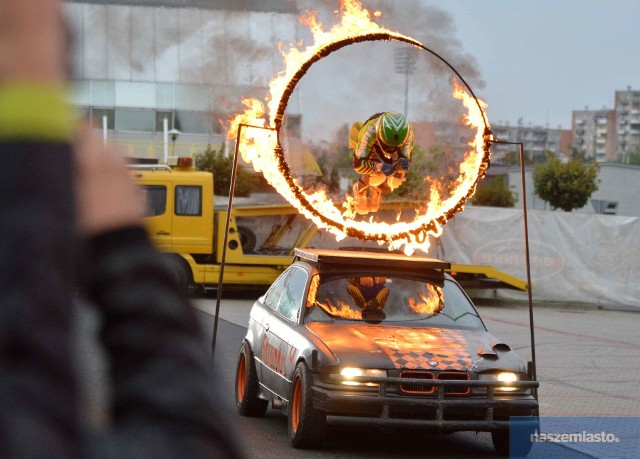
[472,175,516,208]
[616,145,640,165]
[303,151,341,195]
[629,147,640,165]
[500,150,534,166]
[533,154,600,211]
[393,144,458,199]
[194,144,258,197]
[570,145,587,161]
[392,144,431,198]
[532,149,552,164]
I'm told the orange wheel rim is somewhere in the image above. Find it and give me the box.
[237,353,246,403]
[291,376,302,433]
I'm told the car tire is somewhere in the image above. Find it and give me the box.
[288,362,326,449]
[491,421,535,457]
[235,341,268,417]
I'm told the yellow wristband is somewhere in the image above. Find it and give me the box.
[0,82,74,142]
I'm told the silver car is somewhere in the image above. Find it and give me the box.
[235,248,538,455]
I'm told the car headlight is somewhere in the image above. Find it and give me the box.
[479,372,520,392]
[340,367,387,386]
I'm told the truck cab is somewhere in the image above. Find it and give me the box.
[131,159,214,255]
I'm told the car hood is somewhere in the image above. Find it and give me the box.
[306,322,525,373]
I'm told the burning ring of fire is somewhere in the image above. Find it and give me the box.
[229,4,492,255]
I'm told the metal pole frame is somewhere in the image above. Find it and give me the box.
[211,123,276,363]
[490,140,538,398]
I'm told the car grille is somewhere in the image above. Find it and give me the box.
[399,371,470,396]
[399,371,436,394]
[438,372,471,395]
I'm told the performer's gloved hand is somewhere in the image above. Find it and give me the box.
[379,163,394,176]
[398,157,410,170]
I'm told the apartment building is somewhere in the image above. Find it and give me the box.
[571,108,616,162]
[568,87,640,163]
[615,87,640,162]
[489,123,572,164]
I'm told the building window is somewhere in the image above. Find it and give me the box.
[91,108,115,130]
[284,114,302,138]
[155,111,174,133]
[175,110,211,134]
[211,113,225,134]
[175,185,202,216]
[115,108,155,132]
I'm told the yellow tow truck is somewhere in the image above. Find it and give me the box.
[131,158,527,293]
[131,158,317,292]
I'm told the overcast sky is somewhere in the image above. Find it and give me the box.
[429,0,640,130]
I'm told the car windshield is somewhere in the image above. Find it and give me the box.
[305,274,484,330]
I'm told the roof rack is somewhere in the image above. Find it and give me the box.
[294,248,450,271]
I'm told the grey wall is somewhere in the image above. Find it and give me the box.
[505,163,640,217]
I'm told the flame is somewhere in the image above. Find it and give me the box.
[307,274,363,320]
[316,298,363,320]
[306,274,320,309]
[228,0,490,256]
[407,285,444,315]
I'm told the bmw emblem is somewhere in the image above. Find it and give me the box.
[428,361,438,367]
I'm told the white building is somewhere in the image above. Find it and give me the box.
[65,0,299,160]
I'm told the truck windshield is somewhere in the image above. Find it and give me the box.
[305,274,484,330]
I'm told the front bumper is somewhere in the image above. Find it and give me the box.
[312,375,539,432]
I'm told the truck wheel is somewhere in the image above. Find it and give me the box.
[164,255,189,290]
[491,420,535,457]
[237,225,256,254]
[164,255,193,294]
[235,341,268,416]
[288,362,326,449]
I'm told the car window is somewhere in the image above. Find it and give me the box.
[305,274,483,330]
[141,185,166,216]
[264,269,291,310]
[275,267,307,322]
[175,185,202,216]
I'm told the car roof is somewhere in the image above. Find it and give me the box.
[293,248,451,273]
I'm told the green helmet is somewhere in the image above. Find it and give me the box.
[376,112,411,149]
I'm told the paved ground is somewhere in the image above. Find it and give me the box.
[478,306,640,418]
[193,297,640,418]
[77,295,638,457]
[194,297,640,458]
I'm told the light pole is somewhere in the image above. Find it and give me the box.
[168,128,181,157]
[394,47,417,116]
